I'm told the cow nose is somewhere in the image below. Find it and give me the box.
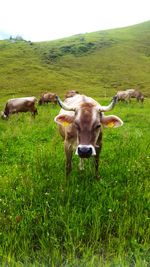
[78,146,92,158]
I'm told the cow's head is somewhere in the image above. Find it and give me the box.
[1,111,8,119]
[51,94,58,104]
[65,90,79,99]
[55,96,123,158]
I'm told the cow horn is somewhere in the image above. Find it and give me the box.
[56,96,75,111]
[100,95,118,112]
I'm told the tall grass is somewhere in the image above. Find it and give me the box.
[0,99,150,266]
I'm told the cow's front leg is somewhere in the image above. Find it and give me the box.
[31,108,38,118]
[79,158,85,170]
[94,150,100,179]
[94,143,102,180]
[64,141,73,176]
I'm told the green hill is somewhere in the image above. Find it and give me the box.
[0,20,150,103]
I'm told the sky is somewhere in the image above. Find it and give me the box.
[0,0,150,42]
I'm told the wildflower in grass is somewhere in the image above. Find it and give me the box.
[16,215,22,223]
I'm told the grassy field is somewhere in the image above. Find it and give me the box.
[0,98,150,266]
[0,20,150,266]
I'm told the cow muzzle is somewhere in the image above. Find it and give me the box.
[75,145,96,158]
[1,111,7,119]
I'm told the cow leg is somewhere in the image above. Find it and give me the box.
[94,136,102,179]
[34,108,38,116]
[64,141,73,176]
[31,108,38,118]
[79,158,84,170]
[94,148,101,179]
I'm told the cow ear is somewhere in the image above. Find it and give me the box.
[54,114,74,126]
[101,115,123,128]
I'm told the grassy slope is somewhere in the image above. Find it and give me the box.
[0,21,150,106]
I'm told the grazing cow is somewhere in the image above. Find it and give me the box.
[126,89,144,102]
[1,97,37,119]
[65,90,79,99]
[54,94,123,178]
[116,90,131,103]
[38,92,57,105]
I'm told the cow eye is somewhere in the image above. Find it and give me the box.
[95,124,101,129]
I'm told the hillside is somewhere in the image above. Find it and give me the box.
[0,20,150,103]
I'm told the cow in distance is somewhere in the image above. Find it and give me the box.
[116,90,131,103]
[126,89,144,102]
[1,96,37,119]
[38,92,57,105]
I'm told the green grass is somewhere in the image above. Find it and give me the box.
[0,99,150,266]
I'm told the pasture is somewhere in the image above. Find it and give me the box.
[0,98,150,266]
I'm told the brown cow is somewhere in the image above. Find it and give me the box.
[65,90,79,99]
[1,97,37,119]
[38,92,57,105]
[54,94,123,178]
[126,89,144,102]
